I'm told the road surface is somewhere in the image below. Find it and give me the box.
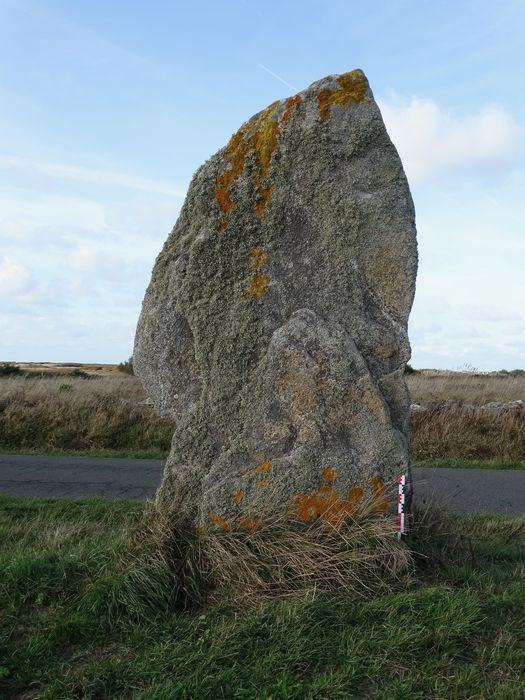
[0,454,524,515]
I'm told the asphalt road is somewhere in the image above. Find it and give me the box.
[0,454,524,515]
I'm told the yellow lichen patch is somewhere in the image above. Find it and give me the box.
[215,100,282,227]
[215,124,251,225]
[317,70,368,121]
[210,514,231,531]
[256,460,272,473]
[371,475,389,513]
[237,515,260,530]
[242,273,271,300]
[290,486,364,528]
[255,185,273,217]
[249,248,269,271]
[282,94,302,124]
[321,466,338,482]
[232,489,244,504]
[248,102,280,181]
[257,478,267,489]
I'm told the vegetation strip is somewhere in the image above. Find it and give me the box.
[1,371,524,463]
[0,496,523,699]
[413,459,525,470]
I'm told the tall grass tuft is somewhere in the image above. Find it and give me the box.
[125,499,414,611]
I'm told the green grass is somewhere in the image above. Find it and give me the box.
[413,458,525,470]
[0,497,523,699]
[0,445,168,459]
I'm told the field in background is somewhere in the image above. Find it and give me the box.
[0,372,171,458]
[0,495,523,698]
[0,365,524,464]
[8,362,123,377]
[407,370,525,406]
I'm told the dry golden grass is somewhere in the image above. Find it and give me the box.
[131,495,412,609]
[0,374,172,454]
[411,404,525,461]
[9,361,122,376]
[0,370,524,462]
[407,370,525,406]
[407,371,525,462]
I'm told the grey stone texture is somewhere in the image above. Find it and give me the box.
[134,69,418,531]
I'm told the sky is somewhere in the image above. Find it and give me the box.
[0,0,524,370]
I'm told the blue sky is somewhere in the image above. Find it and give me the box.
[1,0,524,369]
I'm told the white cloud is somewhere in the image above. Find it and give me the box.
[0,256,31,295]
[379,96,520,183]
[407,172,525,370]
[0,155,186,197]
[0,180,182,361]
[0,193,110,243]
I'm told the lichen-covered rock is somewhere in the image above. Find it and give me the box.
[134,69,418,531]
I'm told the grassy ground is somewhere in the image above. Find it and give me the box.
[413,458,525,470]
[1,371,525,466]
[0,445,168,460]
[0,496,523,699]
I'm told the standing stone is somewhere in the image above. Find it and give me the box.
[135,69,417,531]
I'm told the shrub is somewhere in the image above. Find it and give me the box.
[70,368,89,378]
[118,357,134,375]
[0,363,21,377]
[405,363,417,375]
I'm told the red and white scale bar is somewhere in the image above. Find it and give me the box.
[397,473,407,539]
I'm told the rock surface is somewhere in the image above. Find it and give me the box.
[134,69,418,531]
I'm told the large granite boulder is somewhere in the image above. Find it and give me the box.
[135,69,417,531]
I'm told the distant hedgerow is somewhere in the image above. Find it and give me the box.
[0,363,22,377]
[118,357,134,375]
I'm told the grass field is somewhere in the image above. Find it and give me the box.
[0,496,523,699]
[0,368,524,466]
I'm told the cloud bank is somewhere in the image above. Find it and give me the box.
[379,96,520,183]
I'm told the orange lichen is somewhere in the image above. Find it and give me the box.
[215,100,282,227]
[371,475,389,513]
[237,515,260,530]
[248,104,280,179]
[255,185,273,217]
[242,273,271,300]
[232,489,244,504]
[243,249,270,300]
[215,124,251,226]
[282,94,302,124]
[290,486,364,528]
[256,461,272,473]
[321,466,338,482]
[317,70,367,121]
[210,514,231,531]
[257,478,267,489]
[249,248,269,271]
